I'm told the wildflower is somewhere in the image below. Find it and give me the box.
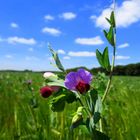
[40,86,60,98]
[64,69,92,94]
[26,80,32,85]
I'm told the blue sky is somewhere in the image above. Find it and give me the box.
[0,0,140,71]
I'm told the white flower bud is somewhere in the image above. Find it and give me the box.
[43,72,57,79]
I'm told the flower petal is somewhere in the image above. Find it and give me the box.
[77,68,93,84]
[64,72,78,90]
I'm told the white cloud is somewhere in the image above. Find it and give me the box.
[7,36,36,45]
[63,56,70,60]
[116,55,130,60]
[57,49,65,54]
[28,47,34,51]
[94,0,140,28]
[75,36,104,45]
[68,51,96,57]
[118,43,129,48]
[44,15,54,21]
[42,27,61,36]
[90,15,97,20]
[5,54,13,59]
[10,22,19,28]
[60,12,77,20]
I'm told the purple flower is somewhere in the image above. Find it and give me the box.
[64,69,93,94]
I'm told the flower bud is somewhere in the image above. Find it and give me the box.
[40,86,60,98]
[43,72,57,79]
[40,86,53,98]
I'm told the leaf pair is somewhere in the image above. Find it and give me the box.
[106,11,116,28]
[87,90,102,129]
[96,47,110,71]
[104,11,116,47]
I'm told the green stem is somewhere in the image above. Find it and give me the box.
[99,119,103,132]
[102,0,116,103]
[78,98,91,117]
[102,48,115,103]
[76,92,91,117]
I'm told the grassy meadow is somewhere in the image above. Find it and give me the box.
[0,71,140,140]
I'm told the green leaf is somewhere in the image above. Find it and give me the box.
[93,112,101,124]
[94,95,102,113]
[76,106,84,115]
[107,26,115,47]
[86,116,96,133]
[105,18,111,25]
[48,45,65,72]
[93,95,102,124]
[92,130,110,140]
[66,92,77,103]
[103,47,110,71]
[89,89,98,103]
[47,80,65,88]
[96,49,104,68]
[50,94,66,112]
[110,11,116,27]
[103,30,108,38]
[105,11,116,28]
[88,90,102,125]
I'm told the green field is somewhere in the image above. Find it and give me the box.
[0,72,140,140]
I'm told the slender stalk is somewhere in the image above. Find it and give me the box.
[77,97,91,117]
[102,0,116,103]
[75,92,91,117]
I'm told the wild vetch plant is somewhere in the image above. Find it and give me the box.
[40,2,116,140]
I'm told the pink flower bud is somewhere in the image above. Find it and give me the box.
[40,86,60,98]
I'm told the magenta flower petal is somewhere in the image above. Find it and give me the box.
[77,68,93,84]
[64,72,78,90]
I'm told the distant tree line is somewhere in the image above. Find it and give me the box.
[0,63,140,76]
[67,63,140,76]
[91,63,140,76]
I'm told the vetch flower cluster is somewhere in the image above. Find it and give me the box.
[64,68,93,94]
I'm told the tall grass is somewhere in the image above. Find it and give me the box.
[0,72,140,140]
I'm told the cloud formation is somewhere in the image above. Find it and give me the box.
[7,37,36,45]
[57,49,65,54]
[63,56,70,60]
[60,12,76,20]
[10,22,19,28]
[75,36,104,45]
[42,27,61,36]
[44,15,54,21]
[118,43,129,48]
[93,0,140,28]
[116,55,130,60]
[68,51,96,57]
